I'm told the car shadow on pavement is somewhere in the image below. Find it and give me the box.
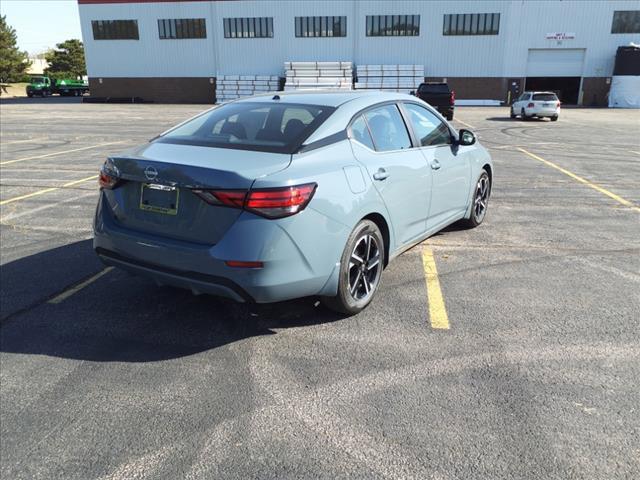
[0,240,343,363]
[485,117,549,122]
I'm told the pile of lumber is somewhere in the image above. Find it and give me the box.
[215,75,280,102]
[284,61,353,90]
[355,65,424,94]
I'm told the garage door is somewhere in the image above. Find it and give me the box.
[526,49,586,77]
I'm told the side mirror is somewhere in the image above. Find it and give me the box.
[409,91,415,96]
[458,129,476,146]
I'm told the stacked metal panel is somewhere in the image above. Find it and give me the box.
[284,61,353,90]
[354,65,424,94]
[215,75,280,102]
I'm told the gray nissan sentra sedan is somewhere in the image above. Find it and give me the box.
[94,91,492,314]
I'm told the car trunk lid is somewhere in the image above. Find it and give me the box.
[102,142,291,245]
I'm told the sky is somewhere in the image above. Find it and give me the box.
[1,0,82,55]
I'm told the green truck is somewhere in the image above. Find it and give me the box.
[26,76,89,97]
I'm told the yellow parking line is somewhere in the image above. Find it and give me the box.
[1,137,49,146]
[517,147,640,213]
[0,175,97,206]
[454,118,476,129]
[48,267,113,304]
[421,247,450,330]
[0,141,125,165]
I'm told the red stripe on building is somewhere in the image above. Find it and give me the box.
[78,0,230,4]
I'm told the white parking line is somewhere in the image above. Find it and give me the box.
[0,141,125,166]
[0,191,96,222]
[454,118,476,130]
[0,175,97,206]
[1,137,49,146]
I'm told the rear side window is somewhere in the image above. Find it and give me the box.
[404,103,452,146]
[159,102,335,153]
[363,104,411,152]
[532,93,558,101]
[350,115,375,150]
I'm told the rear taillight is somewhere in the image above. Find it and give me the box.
[527,102,534,108]
[98,170,119,189]
[193,183,317,219]
[450,90,455,105]
[556,102,561,108]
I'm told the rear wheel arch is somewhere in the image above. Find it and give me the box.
[362,212,390,267]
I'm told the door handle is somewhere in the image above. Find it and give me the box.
[430,160,441,170]
[373,168,389,181]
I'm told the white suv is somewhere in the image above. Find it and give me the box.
[511,91,560,121]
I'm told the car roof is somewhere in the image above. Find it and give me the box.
[235,89,409,108]
[524,91,557,95]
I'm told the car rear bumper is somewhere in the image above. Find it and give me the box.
[525,107,560,116]
[93,192,345,303]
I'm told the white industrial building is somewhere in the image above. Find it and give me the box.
[77,0,640,104]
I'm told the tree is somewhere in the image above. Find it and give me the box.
[0,15,30,82]
[45,39,86,80]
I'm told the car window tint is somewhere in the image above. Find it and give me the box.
[364,104,411,152]
[350,115,375,149]
[532,93,558,101]
[404,103,452,147]
[161,102,335,153]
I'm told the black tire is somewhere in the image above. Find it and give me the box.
[510,107,516,119]
[321,220,385,315]
[520,108,528,121]
[27,92,33,98]
[550,115,558,121]
[460,169,491,229]
[446,112,454,121]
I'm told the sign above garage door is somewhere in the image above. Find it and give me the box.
[545,32,576,40]
[526,48,586,77]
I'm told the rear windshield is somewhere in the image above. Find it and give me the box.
[532,93,558,101]
[157,101,335,154]
[418,84,449,93]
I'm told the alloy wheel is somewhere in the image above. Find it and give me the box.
[348,234,382,301]
[473,176,490,222]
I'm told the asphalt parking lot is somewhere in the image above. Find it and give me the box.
[1,98,639,479]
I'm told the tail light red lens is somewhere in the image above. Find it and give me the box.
[450,90,455,105]
[98,170,119,189]
[193,183,317,219]
[527,102,535,108]
[557,102,561,108]
[225,260,264,268]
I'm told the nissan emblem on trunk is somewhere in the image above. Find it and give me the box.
[144,166,158,181]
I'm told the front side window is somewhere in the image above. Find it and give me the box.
[366,15,420,36]
[91,20,139,40]
[159,102,335,153]
[611,10,640,33]
[158,18,206,39]
[403,103,452,147]
[363,104,411,152]
[224,17,273,38]
[350,115,375,150]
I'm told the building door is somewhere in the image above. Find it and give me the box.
[525,49,586,104]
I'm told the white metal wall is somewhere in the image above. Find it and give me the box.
[79,0,640,78]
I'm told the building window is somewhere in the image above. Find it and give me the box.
[366,15,420,37]
[158,18,206,39]
[91,20,139,40]
[611,11,640,33]
[224,17,273,38]
[295,16,346,37]
[443,13,500,35]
